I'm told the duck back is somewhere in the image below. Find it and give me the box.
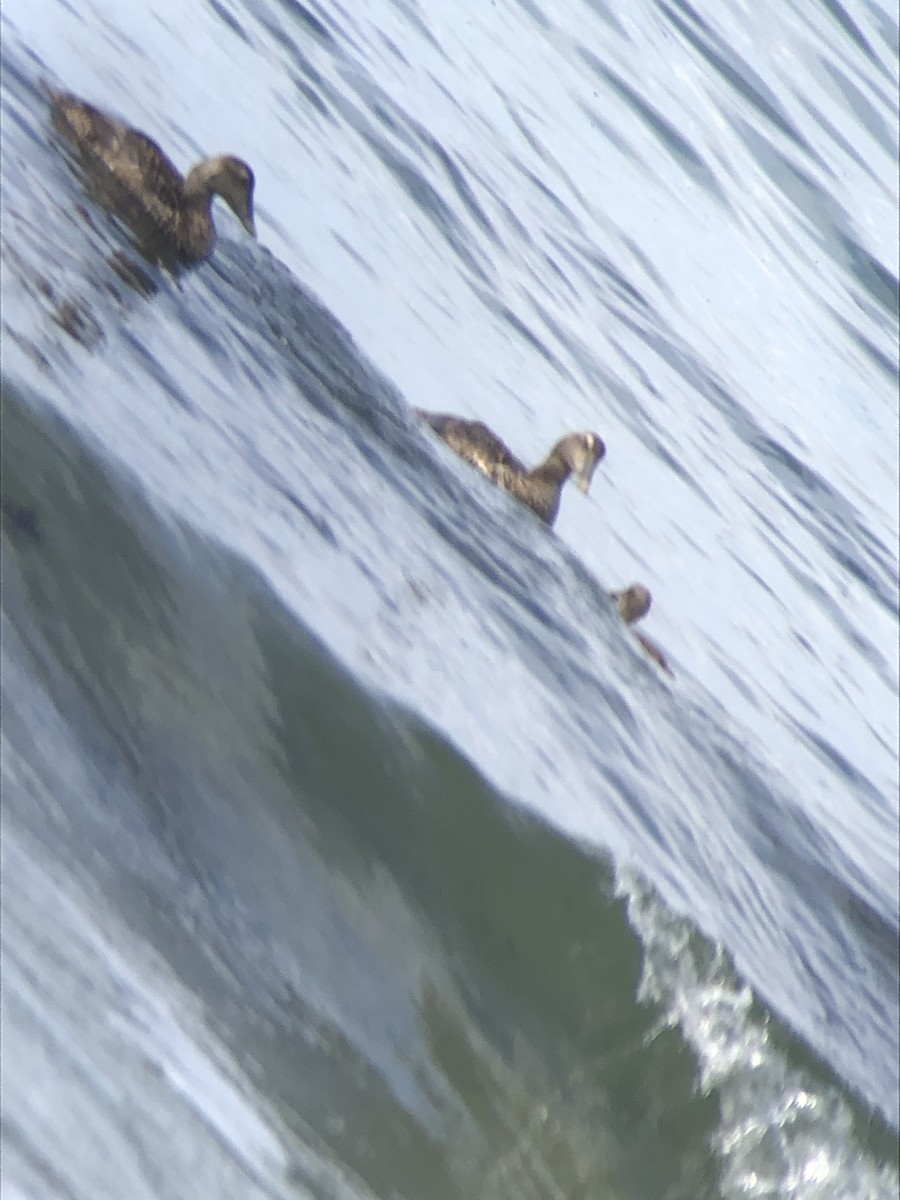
[414,411,528,477]
[50,92,186,209]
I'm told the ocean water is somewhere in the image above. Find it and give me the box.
[1,0,897,1195]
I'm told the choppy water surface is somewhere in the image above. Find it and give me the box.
[1,0,898,1196]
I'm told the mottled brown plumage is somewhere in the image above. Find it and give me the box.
[416,410,605,526]
[610,584,673,675]
[48,89,256,265]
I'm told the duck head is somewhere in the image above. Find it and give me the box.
[559,431,606,493]
[186,154,256,237]
[611,583,652,625]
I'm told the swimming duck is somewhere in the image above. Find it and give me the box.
[416,410,605,526]
[48,89,256,265]
[610,584,674,675]
[612,583,652,625]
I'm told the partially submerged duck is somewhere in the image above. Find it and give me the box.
[612,582,652,625]
[416,410,605,526]
[611,584,674,676]
[48,89,256,266]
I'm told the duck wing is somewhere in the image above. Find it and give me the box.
[50,92,186,211]
[416,411,528,475]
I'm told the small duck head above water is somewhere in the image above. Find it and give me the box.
[48,88,256,265]
[611,583,652,625]
[610,583,674,675]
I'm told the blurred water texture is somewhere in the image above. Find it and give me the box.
[1,0,898,1195]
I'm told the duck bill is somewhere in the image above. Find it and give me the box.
[242,213,257,239]
[576,470,593,494]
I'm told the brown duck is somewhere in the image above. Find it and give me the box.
[611,584,673,675]
[48,89,256,266]
[416,410,605,526]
